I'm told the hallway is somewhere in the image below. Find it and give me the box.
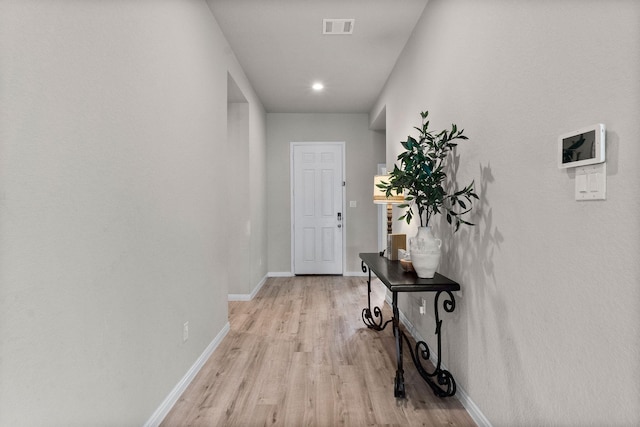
[161,276,476,426]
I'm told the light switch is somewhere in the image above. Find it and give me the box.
[575,163,606,201]
[349,200,357,208]
[589,173,600,192]
[577,174,588,193]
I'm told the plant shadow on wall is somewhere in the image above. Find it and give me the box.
[440,162,499,284]
[441,162,541,418]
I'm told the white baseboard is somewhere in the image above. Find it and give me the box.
[144,322,231,427]
[227,294,251,301]
[384,293,492,427]
[228,274,269,301]
[344,270,368,277]
[267,271,369,277]
[267,271,294,277]
[455,382,493,427]
[268,271,369,277]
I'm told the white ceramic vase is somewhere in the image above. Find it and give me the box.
[409,226,442,278]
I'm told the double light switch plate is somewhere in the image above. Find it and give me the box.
[575,163,606,201]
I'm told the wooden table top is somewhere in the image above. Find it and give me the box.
[359,253,460,293]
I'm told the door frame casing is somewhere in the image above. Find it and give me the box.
[377,163,388,253]
[290,141,346,275]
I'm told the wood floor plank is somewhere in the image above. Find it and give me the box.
[160,276,477,427]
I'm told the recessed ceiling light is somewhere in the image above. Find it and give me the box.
[312,82,324,91]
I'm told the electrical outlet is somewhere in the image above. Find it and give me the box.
[183,321,189,342]
[419,298,427,315]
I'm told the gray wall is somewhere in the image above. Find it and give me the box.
[372,0,640,425]
[249,101,268,291]
[227,100,269,296]
[266,113,385,274]
[0,1,267,425]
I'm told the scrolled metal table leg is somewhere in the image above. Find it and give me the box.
[361,260,392,331]
[402,290,457,397]
[394,370,405,398]
[392,291,406,398]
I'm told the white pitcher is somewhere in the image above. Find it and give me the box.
[410,227,441,278]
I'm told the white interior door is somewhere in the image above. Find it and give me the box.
[292,143,344,275]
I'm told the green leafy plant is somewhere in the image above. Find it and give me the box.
[379,111,478,231]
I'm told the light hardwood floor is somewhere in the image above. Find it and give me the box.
[161,276,477,426]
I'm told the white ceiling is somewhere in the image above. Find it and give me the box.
[207,0,429,113]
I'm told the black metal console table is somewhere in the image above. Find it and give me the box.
[359,252,460,399]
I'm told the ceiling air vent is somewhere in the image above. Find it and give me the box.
[323,19,355,35]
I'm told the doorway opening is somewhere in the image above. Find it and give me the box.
[227,73,250,298]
